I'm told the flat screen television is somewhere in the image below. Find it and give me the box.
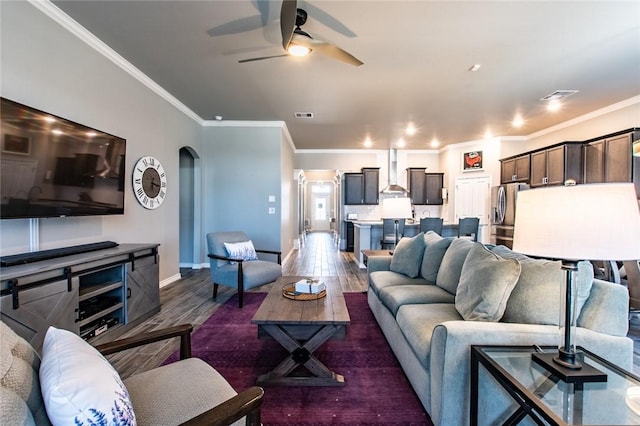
[1,97,126,219]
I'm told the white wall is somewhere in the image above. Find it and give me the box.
[0,1,202,284]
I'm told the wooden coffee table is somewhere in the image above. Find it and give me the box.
[251,276,350,386]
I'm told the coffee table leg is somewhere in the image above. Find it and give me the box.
[257,324,346,386]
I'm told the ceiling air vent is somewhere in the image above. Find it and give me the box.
[540,90,579,101]
[294,112,314,118]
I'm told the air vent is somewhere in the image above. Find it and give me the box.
[540,90,579,101]
[294,112,314,118]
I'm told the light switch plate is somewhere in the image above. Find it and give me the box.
[268,195,276,202]
[268,207,276,214]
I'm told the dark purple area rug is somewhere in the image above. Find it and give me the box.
[164,292,433,425]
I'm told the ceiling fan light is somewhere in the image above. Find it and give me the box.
[288,44,311,56]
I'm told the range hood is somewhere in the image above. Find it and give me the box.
[380,148,408,194]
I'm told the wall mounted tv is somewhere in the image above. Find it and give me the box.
[1,97,126,219]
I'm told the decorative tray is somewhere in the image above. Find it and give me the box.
[282,281,326,301]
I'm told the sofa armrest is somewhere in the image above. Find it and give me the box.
[367,256,392,273]
[95,324,193,359]
[180,386,264,426]
[428,320,633,426]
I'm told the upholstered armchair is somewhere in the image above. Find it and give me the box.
[0,320,264,426]
[207,231,282,308]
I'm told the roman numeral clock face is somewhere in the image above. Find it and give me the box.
[132,156,167,209]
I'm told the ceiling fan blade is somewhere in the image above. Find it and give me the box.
[280,0,297,50]
[291,33,363,66]
[238,53,289,63]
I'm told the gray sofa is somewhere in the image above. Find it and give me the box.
[367,231,633,426]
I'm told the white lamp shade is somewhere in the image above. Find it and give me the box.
[381,197,412,219]
[513,183,640,261]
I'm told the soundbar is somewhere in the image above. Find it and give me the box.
[0,241,119,267]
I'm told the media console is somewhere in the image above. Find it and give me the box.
[0,243,160,351]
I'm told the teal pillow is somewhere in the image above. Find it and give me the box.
[455,243,521,321]
[420,234,453,284]
[390,232,426,278]
[435,238,475,294]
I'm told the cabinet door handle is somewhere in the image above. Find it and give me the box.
[127,288,132,299]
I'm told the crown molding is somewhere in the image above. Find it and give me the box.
[29,0,203,125]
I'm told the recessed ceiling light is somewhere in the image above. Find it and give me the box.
[484,129,493,140]
[469,64,481,72]
[512,114,524,128]
[363,136,373,148]
[405,123,416,136]
[397,138,406,148]
[546,99,562,112]
[430,138,440,148]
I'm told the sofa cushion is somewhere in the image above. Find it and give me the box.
[492,245,594,325]
[396,304,463,370]
[420,232,453,284]
[39,326,136,426]
[455,243,521,321]
[435,238,475,294]
[390,232,426,278]
[369,271,428,296]
[379,285,455,316]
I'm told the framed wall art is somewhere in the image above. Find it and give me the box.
[2,134,31,155]
[463,150,483,171]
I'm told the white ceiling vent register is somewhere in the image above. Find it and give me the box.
[294,112,314,118]
[540,90,579,101]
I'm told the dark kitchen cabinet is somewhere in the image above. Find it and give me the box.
[362,168,380,205]
[344,168,379,205]
[530,142,583,188]
[345,221,354,252]
[344,173,364,205]
[584,130,637,184]
[500,154,530,184]
[407,168,443,205]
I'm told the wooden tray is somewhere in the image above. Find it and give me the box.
[282,282,326,301]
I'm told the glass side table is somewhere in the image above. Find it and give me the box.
[470,345,640,426]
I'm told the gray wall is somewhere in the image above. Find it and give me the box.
[201,125,294,257]
[0,1,202,283]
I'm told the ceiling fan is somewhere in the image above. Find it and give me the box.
[239,0,363,66]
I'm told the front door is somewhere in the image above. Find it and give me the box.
[311,195,330,231]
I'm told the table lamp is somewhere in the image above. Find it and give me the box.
[381,197,413,249]
[513,182,640,381]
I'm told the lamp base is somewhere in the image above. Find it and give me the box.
[532,352,607,383]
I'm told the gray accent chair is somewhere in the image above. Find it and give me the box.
[207,231,282,308]
[0,320,264,426]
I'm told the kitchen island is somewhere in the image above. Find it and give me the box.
[352,220,459,267]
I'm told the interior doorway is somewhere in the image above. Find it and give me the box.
[301,171,339,234]
[179,147,201,271]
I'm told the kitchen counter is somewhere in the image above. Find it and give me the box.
[351,220,459,267]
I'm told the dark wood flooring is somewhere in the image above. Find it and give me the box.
[106,231,640,379]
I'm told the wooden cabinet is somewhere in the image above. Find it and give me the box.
[0,244,160,351]
[584,131,637,184]
[530,142,583,188]
[407,168,444,205]
[344,168,379,205]
[408,168,427,205]
[500,154,530,183]
[344,173,364,205]
[362,168,380,205]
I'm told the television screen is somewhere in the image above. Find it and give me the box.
[1,97,126,219]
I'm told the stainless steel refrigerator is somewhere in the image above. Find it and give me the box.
[490,182,529,248]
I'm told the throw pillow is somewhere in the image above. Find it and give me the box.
[39,326,137,426]
[435,238,475,294]
[455,243,521,321]
[492,246,594,324]
[390,232,426,278]
[420,235,453,284]
[224,240,258,263]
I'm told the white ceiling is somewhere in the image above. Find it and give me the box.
[52,1,640,150]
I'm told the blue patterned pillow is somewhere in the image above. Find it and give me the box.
[224,240,259,263]
[39,327,136,425]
